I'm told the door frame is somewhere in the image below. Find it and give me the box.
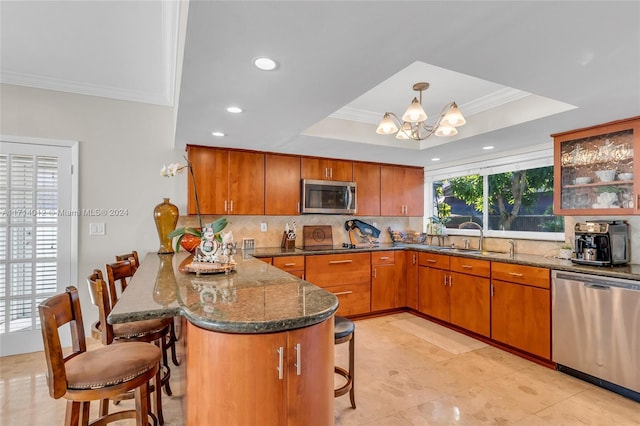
[0,135,79,355]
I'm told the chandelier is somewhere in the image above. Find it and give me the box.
[375,82,466,141]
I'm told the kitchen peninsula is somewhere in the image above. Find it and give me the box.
[109,251,338,425]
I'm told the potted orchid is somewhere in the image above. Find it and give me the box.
[161,158,227,252]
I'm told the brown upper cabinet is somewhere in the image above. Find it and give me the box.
[353,162,381,216]
[187,145,265,215]
[380,165,424,217]
[265,153,301,215]
[300,157,353,181]
[553,116,639,215]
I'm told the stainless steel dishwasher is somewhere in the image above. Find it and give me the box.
[552,270,640,401]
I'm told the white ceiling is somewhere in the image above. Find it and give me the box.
[2,1,639,170]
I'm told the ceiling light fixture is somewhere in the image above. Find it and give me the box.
[211,131,225,137]
[253,56,279,71]
[226,106,243,113]
[376,82,466,141]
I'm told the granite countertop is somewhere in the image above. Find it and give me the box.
[252,243,640,281]
[108,251,338,334]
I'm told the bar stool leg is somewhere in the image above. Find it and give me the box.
[348,332,356,409]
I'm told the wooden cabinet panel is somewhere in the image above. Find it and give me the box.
[353,162,380,216]
[418,252,450,269]
[450,256,490,278]
[491,262,550,289]
[380,165,424,217]
[306,252,371,316]
[552,116,640,216]
[187,146,264,215]
[325,282,371,316]
[265,153,301,215]
[406,251,419,310]
[491,279,551,359]
[187,146,228,215]
[301,157,353,181]
[186,318,334,426]
[229,150,265,215]
[371,251,406,311]
[305,253,371,287]
[418,266,449,321]
[257,257,272,265]
[449,271,490,337]
[273,255,305,279]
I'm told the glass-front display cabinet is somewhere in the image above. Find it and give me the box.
[553,116,639,215]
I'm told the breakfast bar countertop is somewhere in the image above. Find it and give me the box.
[108,251,338,334]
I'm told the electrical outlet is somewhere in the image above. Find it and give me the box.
[260,223,267,232]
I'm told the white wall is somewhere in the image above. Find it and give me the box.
[0,83,186,327]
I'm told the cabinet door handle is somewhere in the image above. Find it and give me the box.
[229,200,234,212]
[373,268,377,279]
[325,167,329,178]
[333,291,353,296]
[329,259,353,264]
[224,200,228,212]
[329,167,333,178]
[509,272,524,277]
[297,202,300,213]
[426,259,437,263]
[461,265,473,269]
[277,346,284,380]
[284,263,297,266]
[490,284,494,297]
[294,343,301,376]
[379,256,390,260]
[412,254,417,264]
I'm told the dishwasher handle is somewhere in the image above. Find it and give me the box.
[584,283,611,291]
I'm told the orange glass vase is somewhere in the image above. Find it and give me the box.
[154,198,179,254]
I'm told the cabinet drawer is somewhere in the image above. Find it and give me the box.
[371,251,395,265]
[418,252,450,269]
[305,253,371,286]
[325,282,371,316]
[273,255,305,272]
[450,256,490,277]
[491,262,550,289]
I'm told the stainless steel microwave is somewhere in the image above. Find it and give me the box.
[301,179,357,214]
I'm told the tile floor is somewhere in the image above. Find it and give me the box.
[1,312,638,425]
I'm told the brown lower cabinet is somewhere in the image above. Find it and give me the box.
[491,262,551,359]
[186,318,334,426]
[406,251,419,310]
[371,251,406,311]
[273,255,305,279]
[418,253,491,337]
[305,252,371,316]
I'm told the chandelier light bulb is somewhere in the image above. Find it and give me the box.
[443,103,466,127]
[395,122,413,140]
[402,98,428,123]
[435,123,458,137]
[376,113,399,135]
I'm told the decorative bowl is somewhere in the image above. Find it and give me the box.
[595,170,617,182]
[574,177,592,184]
[618,172,633,181]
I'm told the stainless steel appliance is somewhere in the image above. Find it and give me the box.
[552,270,640,401]
[573,221,629,266]
[301,179,356,214]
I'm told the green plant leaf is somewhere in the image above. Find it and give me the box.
[210,218,228,233]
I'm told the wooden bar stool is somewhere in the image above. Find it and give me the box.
[38,286,161,426]
[89,270,169,425]
[106,260,175,397]
[334,316,356,409]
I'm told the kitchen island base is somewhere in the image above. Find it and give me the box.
[185,317,335,426]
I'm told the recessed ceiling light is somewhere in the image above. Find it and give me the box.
[431,158,440,161]
[211,131,225,137]
[483,146,495,150]
[252,57,279,71]
[226,106,243,114]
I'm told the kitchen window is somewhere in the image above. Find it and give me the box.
[426,151,564,239]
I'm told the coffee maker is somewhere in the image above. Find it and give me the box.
[573,221,630,266]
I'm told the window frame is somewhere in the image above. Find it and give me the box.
[425,148,564,241]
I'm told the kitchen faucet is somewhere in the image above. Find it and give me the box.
[458,221,483,252]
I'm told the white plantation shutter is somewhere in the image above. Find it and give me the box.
[0,139,75,355]
[0,153,59,333]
